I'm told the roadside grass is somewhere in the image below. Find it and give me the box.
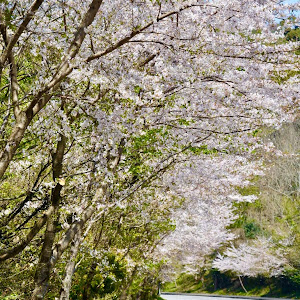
[162,273,300,298]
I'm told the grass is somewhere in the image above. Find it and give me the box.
[162,273,300,299]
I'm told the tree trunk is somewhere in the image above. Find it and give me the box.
[0,0,104,181]
[213,274,218,291]
[120,266,138,300]
[31,205,60,299]
[59,229,82,300]
[0,112,30,179]
[32,135,66,299]
[238,275,248,293]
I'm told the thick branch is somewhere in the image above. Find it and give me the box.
[50,185,107,268]
[8,52,21,118]
[86,4,203,62]
[0,0,44,67]
[26,0,103,117]
[0,12,20,117]
[0,111,31,179]
[0,14,21,121]
[0,206,54,261]
[0,0,103,180]
[3,162,50,226]
[59,228,82,300]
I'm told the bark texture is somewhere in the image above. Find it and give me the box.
[59,229,82,300]
[32,135,66,299]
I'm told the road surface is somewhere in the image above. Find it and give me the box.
[161,294,249,300]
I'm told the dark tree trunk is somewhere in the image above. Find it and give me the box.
[32,135,66,299]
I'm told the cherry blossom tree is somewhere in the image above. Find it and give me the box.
[211,120,300,292]
[212,237,287,278]
[0,0,299,298]
[157,153,263,279]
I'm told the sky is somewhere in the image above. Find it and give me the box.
[284,0,300,17]
[275,0,300,24]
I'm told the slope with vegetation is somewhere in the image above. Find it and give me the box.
[163,121,300,298]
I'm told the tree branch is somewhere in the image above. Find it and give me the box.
[0,206,54,261]
[0,0,44,68]
[86,4,205,62]
[0,0,103,180]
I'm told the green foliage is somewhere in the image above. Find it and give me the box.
[243,221,261,238]
[163,271,300,298]
[238,184,260,197]
[230,185,261,230]
[70,251,127,299]
[271,69,300,84]
[252,128,262,137]
[236,66,245,71]
[285,268,300,286]
[177,118,191,126]
[131,128,167,156]
[66,186,176,300]
[251,29,262,35]
[133,85,142,94]
[188,145,219,155]
[0,295,20,300]
[163,273,202,293]
[69,250,164,299]
[0,249,37,299]
[285,27,300,42]
[269,26,300,84]
[128,266,161,299]
[122,128,169,182]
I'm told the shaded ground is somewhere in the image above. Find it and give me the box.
[162,272,300,298]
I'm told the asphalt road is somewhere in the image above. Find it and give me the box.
[161,295,249,300]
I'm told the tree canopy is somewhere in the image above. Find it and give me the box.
[0,0,299,299]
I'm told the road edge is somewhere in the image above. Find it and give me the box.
[160,292,294,300]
